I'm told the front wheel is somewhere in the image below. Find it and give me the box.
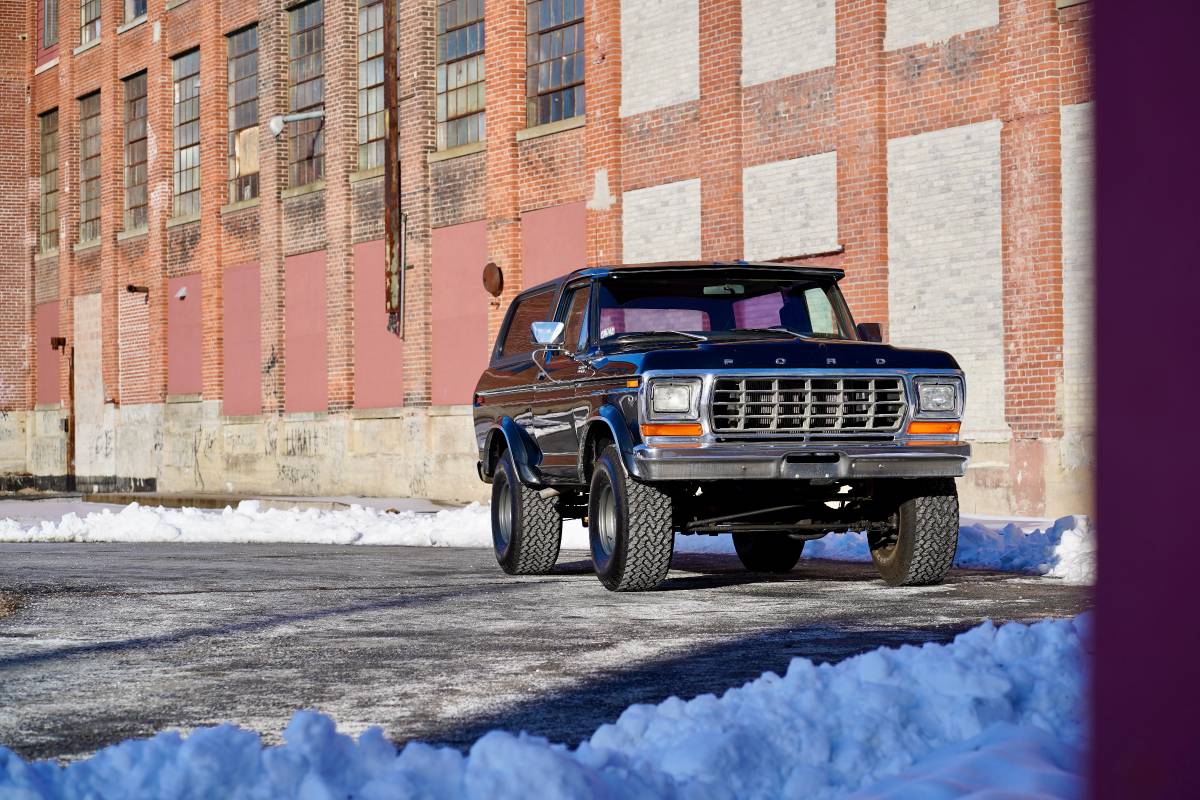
[868,478,959,586]
[588,445,674,592]
[733,533,805,573]
[491,450,562,575]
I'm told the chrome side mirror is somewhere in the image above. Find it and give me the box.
[856,322,884,343]
[531,321,565,348]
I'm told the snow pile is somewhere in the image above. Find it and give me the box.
[0,616,1088,799]
[0,501,1094,582]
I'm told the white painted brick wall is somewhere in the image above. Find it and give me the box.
[884,0,999,51]
[742,0,835,86]
[887,120,1006,438]
[622,179,702,263]
[743,151,839,260]
[620,0,699,117]
[1060,102,1094,435]
[74,293,116,478]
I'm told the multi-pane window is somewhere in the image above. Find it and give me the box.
[525,0,584,128]
[172,50,201,218]
[288,0,325,187]
[437,0,485,150]
[125,0,146,22]
[123,72,148,230]
[39,110,59,253]
[357,1,385,170]
[228,26,260,203]
[78,92,101,244]
[80,0,100,46]
[44,0,58,48]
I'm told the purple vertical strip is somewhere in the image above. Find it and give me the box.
[1093,2,1200,797]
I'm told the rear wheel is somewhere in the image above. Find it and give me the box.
[733,533,805,573]
[588,445,674,591]
[491,450,562,575]
[868,479,959,586]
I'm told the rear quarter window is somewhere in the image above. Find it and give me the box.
[497,290,555,360]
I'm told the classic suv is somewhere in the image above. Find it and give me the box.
[472,262,969,592]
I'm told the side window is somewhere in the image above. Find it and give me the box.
[498,290,555,360]
[559,285,590,353]
[803,287,839,335]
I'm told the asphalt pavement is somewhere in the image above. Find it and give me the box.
[0,543,1090,761]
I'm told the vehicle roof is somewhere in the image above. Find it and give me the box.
[519,260,847,298]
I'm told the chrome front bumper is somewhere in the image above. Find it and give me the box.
[628,441,970,481]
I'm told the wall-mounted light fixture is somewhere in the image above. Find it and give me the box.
[268,109,325,139]
[126,284,149,295]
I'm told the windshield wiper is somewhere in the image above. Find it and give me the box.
[609,330,709,342]
[734,328,846,341]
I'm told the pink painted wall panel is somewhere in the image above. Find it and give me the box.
[521,201,587,288]
[223,262,261,416]
[432,221,490,406]
[167,274,203,396]
[35,302,59,406]
[353,239,405,408]
[285,251,329,413]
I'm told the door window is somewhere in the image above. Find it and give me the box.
[498,289,555,360]
[559,285,590,354]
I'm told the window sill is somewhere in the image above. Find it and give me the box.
[117,15,147,34]
[221,197,260,215]
[164,0,193,10]
[166,212,200,229]
[281,180,325,199]
[73,240,100,254]
[1055,0,1089,8]
[117,226,148,242]
[349,166,385,183]
[73,38,101,57]
[166,393,202,405]
[516,115,585,143]
[35,403,64,413]
[36,248,59,261]
[34,57,59,76]
[427,141,486,163]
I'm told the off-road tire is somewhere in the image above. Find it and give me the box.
[588,445,674,592]
[732,533,805,573]
[491,450,562,575]
[869,478,959,586]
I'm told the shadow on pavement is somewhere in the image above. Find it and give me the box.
[415,621,967,751]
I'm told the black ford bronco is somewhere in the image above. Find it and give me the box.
[473,262,969,592]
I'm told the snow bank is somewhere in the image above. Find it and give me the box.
[0,501,1094,582]
[0,616,1088,799]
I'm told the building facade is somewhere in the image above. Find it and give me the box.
[0,0,1093,515]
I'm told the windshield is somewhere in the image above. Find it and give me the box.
[595,274,854,342]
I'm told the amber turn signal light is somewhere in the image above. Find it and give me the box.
[906,421,961,435]
[641,423,703,437]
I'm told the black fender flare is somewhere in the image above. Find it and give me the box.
[578,404,641,482]
[483,417,543,486]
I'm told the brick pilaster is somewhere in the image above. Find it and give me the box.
[584,0,623,267]
[258,0,289,415]
[698,0,743,260]
[1000,0,1064,441]
[835,0,889,325]
[324,0,356,411]
[484,0,526,341]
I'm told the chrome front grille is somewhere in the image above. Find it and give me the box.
[710,376,907,437]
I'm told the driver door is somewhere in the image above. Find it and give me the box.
[532,282,593,480]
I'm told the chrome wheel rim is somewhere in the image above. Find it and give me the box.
[496,479,513,549]
[596,482,617,557]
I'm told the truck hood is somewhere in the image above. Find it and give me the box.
[597,336,961,372]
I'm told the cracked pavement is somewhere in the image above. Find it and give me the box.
[0,542,1089,761]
